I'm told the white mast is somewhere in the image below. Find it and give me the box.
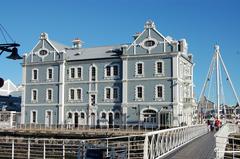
[199,45,240,119]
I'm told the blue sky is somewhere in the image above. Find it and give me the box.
[0,0,240,104]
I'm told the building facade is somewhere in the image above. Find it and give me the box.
[22,21,196,128]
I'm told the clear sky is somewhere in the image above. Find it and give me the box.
[0,0,240,104]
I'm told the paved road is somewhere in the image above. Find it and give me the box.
[165,131,216,159]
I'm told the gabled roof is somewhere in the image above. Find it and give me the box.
[65,45,123,61]
[48,40,69,52]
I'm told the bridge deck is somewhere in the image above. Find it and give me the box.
[166,131,216,159]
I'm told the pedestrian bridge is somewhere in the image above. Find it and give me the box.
[0,124,212,159]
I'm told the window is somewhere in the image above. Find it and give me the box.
[80,112,85,119]
[91,66,96,81]
[137,63,143,74]
[32,89,38,102]
[31,111,37,123]
[32,69,38,80]
[106,88,111,99]
[90,94,96,106]
[47,68,53,80]
[47,89,53,101]
[113,87,118,99]
[157,62,163,74]
[70,89,75,100]
[155,85,164,100]
[144,40,155,47]
[115,112,120,119]
[102,112,106,119]
[113,65,118,76]
[70,68,75,78]
[77,67,82,79]
[137,87,143,98]
[157,86,163,98]
[106,66,111,76]
[76,88,82,100]
[135,62,144,77]
[68,112,72,119]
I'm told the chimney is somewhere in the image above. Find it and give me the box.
[72,38,83,49]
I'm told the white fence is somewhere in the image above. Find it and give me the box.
[215,123,240,159]
[0,124,208,159]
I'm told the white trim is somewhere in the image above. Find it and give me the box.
[89,64,98,81]
[69,88,75,101]
[135,61,144,78]
[112,64,120,78]
[113,87,120,101]
[135,85,144,101]
[155,60,165,77]
[45,110,53,125]
[76,88,83,101]
[76,66,83,80]
[31,89,38,103]
[31,68,39,81]
[69,67,75,79]
[104,87,111,101]
[46,88,53,102]
[155,84,165,101]
[46,67,54,81]
[104,64,111,78]
[30,110,38,124]
[140,37,158,52]
[38,48,49,58]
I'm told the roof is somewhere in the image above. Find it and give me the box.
[65,45,123,61]
[49,40,69,52]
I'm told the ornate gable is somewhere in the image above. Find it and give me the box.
[126,20,178,56]
[25,33,67,63]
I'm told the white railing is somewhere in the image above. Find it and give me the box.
[215,123,239,159]
[143,124,208,159]
[0,124,207,159]
[2,123,163,134]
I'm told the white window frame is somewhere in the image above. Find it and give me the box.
[113,87,119,101]
[76,66,83,79]
[104,65,111,78]
[30,110,38,124]
[76,88,83,101]
[155,60,164,76]
[135,61,144,77]
[112,64,120,77]
[45,110,53,125]
[69,67,75,79]
[89,65,97,81]
[155,84,165,101]
[47,67,54,80]
[46,88,53,102]
[69,88,75,101]
[135,85,144,101]
[31,89,38,102]
[32,68,39,81]
[104,87,111,101]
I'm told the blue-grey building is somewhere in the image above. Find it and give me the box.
[21,21,196,128]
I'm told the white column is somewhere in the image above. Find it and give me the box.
[122,58,128,125]
[59,60,66,124]
[21,63,27,124]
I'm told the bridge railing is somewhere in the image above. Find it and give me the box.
[4,123,162,133]
[143,124,208,159]
[0,124,208,159]
[215,123,239,159]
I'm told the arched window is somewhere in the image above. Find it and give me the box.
[143,109,157,124]
[115,112,120,119]
[102,112,106,119]
[68,112,72,119]
[80,112,85,119]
